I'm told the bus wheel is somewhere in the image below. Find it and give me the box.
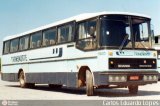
[86,70,94,96]
[19,71,35,88]
[19,71,27,88]
[49,84,62,89]
[128,85,138,94]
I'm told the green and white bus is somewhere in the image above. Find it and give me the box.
[1,12,158,96]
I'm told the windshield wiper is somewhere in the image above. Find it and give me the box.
[119,34,129,50]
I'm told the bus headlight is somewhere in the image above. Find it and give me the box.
[109,76,113,81]
[153,75,158,80]
[121,76,126,82]
[152,60,156,64]
[153,52,157,57]
[110,61,114,64]
[143,75,148,81]
[143,75,158,81]
[109,75,127,82]
[115,76,119,81]
[149,76,152,80]
[108,51,113,56]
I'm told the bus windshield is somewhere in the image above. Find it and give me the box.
[100,15,151,49]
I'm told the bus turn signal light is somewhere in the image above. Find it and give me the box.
[153,60,155,64]
[110,61,114,64]
[129,76,139,80]
[108,51,113,56]
[144,60,146,64]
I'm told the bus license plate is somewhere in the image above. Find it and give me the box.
[130,76,139,80]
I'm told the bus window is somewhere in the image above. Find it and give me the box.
[100,16,131,48]
[10,38,19,52]
[43,28,57,46]
[78,22,87,39]
[3,41,10,54]
[66,24,74,42]
[77,19,97,50]
[19,36,29,51]
[58,23,74,43]
[58,26,66,43]
[88,20,96,38]
[30,32,42,49]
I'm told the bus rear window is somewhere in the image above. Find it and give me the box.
[3,41,10,54]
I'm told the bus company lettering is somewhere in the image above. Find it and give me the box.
[11,55,27,62]
[134,51,151,56]
[139,65,152,68]
[118,64,131,68]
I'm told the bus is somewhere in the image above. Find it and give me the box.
[153,35,160,80]
[1,12,158,96]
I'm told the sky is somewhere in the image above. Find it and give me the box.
[0,0,160,53]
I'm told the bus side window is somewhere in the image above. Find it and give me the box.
[58,23,74,43]
[37,40,41,47]
[32,42,36,48]
[43,39,49,46]
[66,24,74,42]
[77,19,97,50]
[77,22,87,49]
[3,41,10,54]
[10,38,19,53]
[19,35,29,51]
[86,20,97,49]
[30,32,42,49]
[50,40,55,45]
[58,26,66,43]
[43,28,57,46]
[88,20,96,39]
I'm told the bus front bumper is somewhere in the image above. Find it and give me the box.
[94,71,158,86]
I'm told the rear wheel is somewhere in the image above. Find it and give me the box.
[19,71,27,88]
[128,85,138,94]
[86,70,94,96]
[19,71,35,88]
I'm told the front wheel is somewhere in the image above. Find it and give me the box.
[128,85,138,94]
[86,70,94,96]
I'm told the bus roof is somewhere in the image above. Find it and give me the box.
[3,11,151,41]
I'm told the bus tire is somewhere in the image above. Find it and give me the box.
[128,85,138,94]
[19,71,35,88]
[86,70,94,96]
[19,71,28,88]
